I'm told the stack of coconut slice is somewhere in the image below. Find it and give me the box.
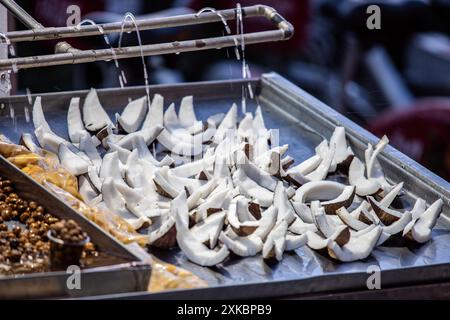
[27,89,444,266]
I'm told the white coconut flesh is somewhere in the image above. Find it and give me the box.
[329,126,354,170]
[288,217,318,234]
[115,125,163,150]
[212,103,238,144]
[273,182,296,224]
[263,220,288,261]
[367,196,402,225]
[58,143,91,176]
[82,88,113,132]
[348,157,381,196]
[34,90,443,267]
[142,94,163,128]
[191,211,226,248]
[305,142,336,181]
[67,97,89,144]
[219,232,263,257]
[294,181,348,203]
[328,226,382,262]
[253,206,278,240]
[117,96,148,134]
[78,175,99,204]
[237,151,278,192]
[336,207,370,231]
[79,133,102,168]
[402,198,427,236]
[232,168,274,207]
[174,206,229,267]
[291,202,314,224]
[285,233,308,251]
[406,199,444,243]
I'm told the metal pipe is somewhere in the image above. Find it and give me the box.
[3,5,293,43]
[0,30,285,71]
[0,0,43,29]
[0,4,294,71]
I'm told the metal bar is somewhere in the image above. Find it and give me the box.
[2,5,293,43]
[0,4,293,71]
[0,30,285,71]
[0,0,43,29]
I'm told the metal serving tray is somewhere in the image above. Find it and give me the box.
[0,73,449,299]
[0,154,151,299]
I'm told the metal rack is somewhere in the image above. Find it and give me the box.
[0,1,293,72]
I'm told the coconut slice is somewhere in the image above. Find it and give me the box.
[82,88,113,132]
[236,151,278,191]
[287,154,321,178]
[114,125,163,150]
[213,103,238,144]
[285,233,308,251]
[20,133,42,154]
[187,178,220,212]
[117,96,148,133]
[365,135,392,194]
[232,168,274,207]
[58,143,91,176]
[78,175,99,204]
[177,95,198,128]
[255,144,289,171]
[163,102,179,131]
[131,135,174,167]
[367,196,402,225]
[329,127,354,172]
[219,232,263,257]
[402,198,427,236]
[348,157,381,196]
[102,177,150,229]
[253,206,277,240]
[227,196,260,236]
[153,166,182,199]
[321,185,356,215]
[115,183,160,219]
[149,191,188,248]
[305,141,336,181]
[327,226,382,262]
[79,133,102,168]
[100,151,124,182]
[174,204,229,266]
[291,202,314,224]
[108,142,131,164]
[305,231,332,250]
[336,207,370,231]
[170,155,215,178]
[149,214,176,249]
[142,93,163,128]
[87,166,103,192]
[294,181,349,203]
[33,127,66,154]
[288,217,318,234]
[191,211,226,248]
[32,96,54,134]
[375,211,412,246]
[67,97,89,144]
[262,220,288,261]
[273,182,296,224]
[404,199,443,243]
[156,129,204,157]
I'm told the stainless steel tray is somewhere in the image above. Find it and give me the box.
[0,155,151,299]
[0,73,449,299]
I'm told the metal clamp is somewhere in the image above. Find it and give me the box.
[0,3,294,72]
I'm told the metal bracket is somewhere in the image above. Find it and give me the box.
[0,3,294,72]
